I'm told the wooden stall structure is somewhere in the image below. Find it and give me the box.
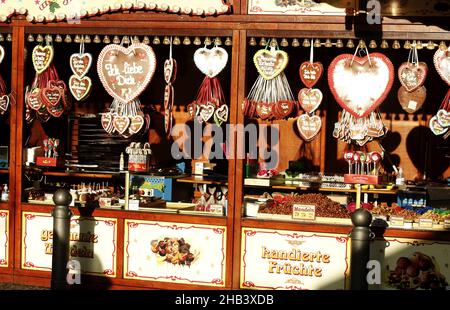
[0,0,449,290]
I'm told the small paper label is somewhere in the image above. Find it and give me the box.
[209,204,224,216]
[444,220,450,229]
[419,218,433,229]
[128,199,140,211]
[194,162,204,175]
[390,216,405,227]
[408,100,417,110]
[292,204,316,221]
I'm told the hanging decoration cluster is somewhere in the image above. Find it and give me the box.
[188,46,229,126]
[243,44,297,120]
[163,38,177,135]
[296,40,324,141]
[26,44,71,123]
[429,46,450,137]
[97,42,155,138]
[397,44,428,113]
[69,41,93,102]
[328,45,394,146]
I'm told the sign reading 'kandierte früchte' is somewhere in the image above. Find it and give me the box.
[0,0,230,22]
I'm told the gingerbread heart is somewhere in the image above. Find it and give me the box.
[429,115,448,136]
[113,115,131,135]
[69,75,92,101]
[164,58,177,84]
[398,62,428,92]
[436,109,450,128]
[433,47,450,86]
[27,88,43,111]
[397,86,426,114]
[254,49,288,80]
[187,103,199,119]
[129,115,145,134]
[300,61,323,88]
[256,102,272,120]
[48,80,67,91]
[194,47,228,78]
[328,53,394,118]
[199,103,215,122]
[47,102,65,118]
[97,43,156,103]
[41,87,62,107]
[297,114,322,141]
[32,45,54,74]
[70,53,92,78]
[214,104,229,124]
[165,109,172,134]
[298,88,323,114]
[274,100,294,119]
[101,113,113,133]
[0,95,9,113]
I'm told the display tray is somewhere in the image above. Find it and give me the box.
[254,213,352,225]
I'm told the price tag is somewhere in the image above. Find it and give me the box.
[390,216,404,227]
[444,220,450,229]
[128,199,140,211]
[419,218,433,229]
[210,204,224,216]
[292,204,316,221]
[194,162,204,175]
[373,215,387,222]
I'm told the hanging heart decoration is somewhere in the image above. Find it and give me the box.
[436,109,450,128]
[200,103,216,123]
[328,52,394,118]
[214,104,229,126]
[194,47,228,78]
[253,49,289,80]
[32,45,54,74]
[398,62,428,92]
[129,115,145,135]
[41,87,63,107]
[433,46,450,86]
[299,61,323,88]
[101,113,114,133]
[298,88,323,114]
[113,115,131,135]
[187,103,199,119]
[0,95,9,113]
[163,40,177,135]
[97,43,156,103]
[296,114,322,141]
[70,53,92,78]
[69,75,92,101]
[273,100,294,119]
[0,46,4,64]
[27,88,43,111]
[256,102,272,120]
[429,115,448,136]
[47,102,65,118]
[397,86,426,113]
[164,58,177,84]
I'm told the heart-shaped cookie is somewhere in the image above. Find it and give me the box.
[164,58,177,84]
[328,53,394,118]
[41,87,63,107]
[434,47,450,86]
[101,113,114,133]
[70,53,93,78]
[398,62,428,92]
[199,103,215,122]
[48,80,67,91]
[47,102,65,118]
[300,61,323,88]
[298,88,323,114]
[256,102,272,120]
[397,86,426,114]
[214,104,229,125]
[253,49,288,80]
[296,114,322,141]
[32,45,54,74]
[187,102,199,119]
[113,115,131,135]
[436,109,450,128]
[69,75,92,101]
[429,115,449,136]
[27,88,43,111]
[194,47,228,78]
[97,43,156,103]
[0,95,9,113]
[165,109,172,134]
[129,115,145,134]
[274,100,294,119]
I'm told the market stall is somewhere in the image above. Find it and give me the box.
[0,0,448,290]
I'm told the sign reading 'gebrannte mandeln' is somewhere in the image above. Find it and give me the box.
[241,228,349,290]
[0,210,8,268]
[0,0,230,22]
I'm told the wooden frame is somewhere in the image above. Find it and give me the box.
[0,2,449,289]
